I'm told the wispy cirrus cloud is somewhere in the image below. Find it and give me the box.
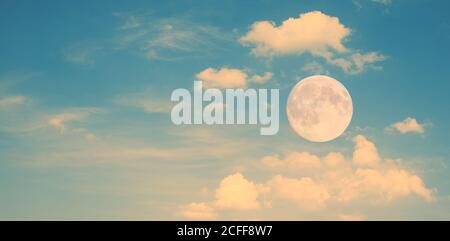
[0,95,102,139]
[302,61,328,75]
[116,15,232,61]
[47,107,102,136]
[196,67,273,89]
[64,13,232,65]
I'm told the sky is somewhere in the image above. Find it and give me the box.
[0,0,450,220]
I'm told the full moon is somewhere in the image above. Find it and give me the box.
[287,75,353,142]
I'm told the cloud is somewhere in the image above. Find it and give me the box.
[215,173,260,210]
[0,96,25,107]
[240,11,385,75]
[24,145,231,168]
[338,167,434,204]
[23,133,264,166]
[267,175,330,211]
[326,52,386,75]
[178,202,217,220]
[261,151,322,171]
[240,11,350,57]
[22,126,264,167]
[261,151,349,176]
[197,68,248,89]
[64,14,232,65]
[196,67,273,88]
[48,107,101,134]
[353,0,393,12]
[115,13,142,30]
[323,152,347,168]
[181,135,435,219]
[387,117,427,134]
[250,72,274,84]
[352,135,380,167]
[49,114,84,132]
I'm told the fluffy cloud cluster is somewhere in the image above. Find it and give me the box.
[196,67,273,89]
[352,135,380,167]
[240,11,385,75]
[262,135,434,206]
[178,173,261,220]
[179,135,435,219]
[240,11,350,57]
[64,14,231,65]
[387,117,427,134]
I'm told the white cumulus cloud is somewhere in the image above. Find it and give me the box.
[267,175,331,211]
[179,135,435,219]
[215,173,261,210]
[352,135,380,167]
[196,67,273,89]
[240,11,385,75]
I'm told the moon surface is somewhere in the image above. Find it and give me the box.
[287,75,353,142]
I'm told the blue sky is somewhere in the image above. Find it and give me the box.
[0,0,449,220]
